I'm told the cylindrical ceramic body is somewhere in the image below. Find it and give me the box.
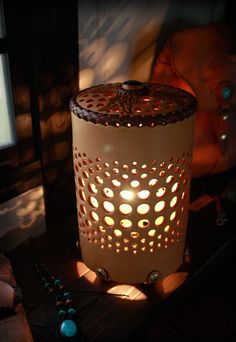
[70,81,196,284]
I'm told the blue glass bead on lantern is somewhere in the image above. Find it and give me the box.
[222,85,232,100]
[60,319,78,338]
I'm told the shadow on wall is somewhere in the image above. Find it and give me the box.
[0,186,46,252]
[78,0,169,88]
[78,0,226,88]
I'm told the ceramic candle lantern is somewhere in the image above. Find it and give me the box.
[70,80,197,284]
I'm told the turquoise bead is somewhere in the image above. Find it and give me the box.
[58,309,66,318]
[54,278,61,286]
[63,291,71,298]
[60,319,78,338]
[67,307,77,316]
[44,282,50,289]
[222,86,232,100]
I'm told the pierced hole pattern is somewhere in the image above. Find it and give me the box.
[73,149,191,253]
[74,83,196,128]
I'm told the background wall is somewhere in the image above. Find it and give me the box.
[78,0,227,89]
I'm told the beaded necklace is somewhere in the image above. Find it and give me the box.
[35,257,79,340]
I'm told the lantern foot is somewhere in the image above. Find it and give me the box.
[95,267,108,280]
[147,270,161,283]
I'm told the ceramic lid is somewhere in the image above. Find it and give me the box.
[70,80,197,127]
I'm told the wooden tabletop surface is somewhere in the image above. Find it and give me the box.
[7,169,236,341]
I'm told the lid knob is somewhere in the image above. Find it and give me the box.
[121,80,144,91]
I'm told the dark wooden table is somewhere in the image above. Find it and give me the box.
[8,169,236,342]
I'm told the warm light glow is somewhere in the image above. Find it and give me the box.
[82,170,89,179]
[170,211,177,221]
[155,216,164,226]
[166,175,174,183]
[170,196,178,208]
[104,171,111,178]
[114,229,122,237]
[85,219,92,227]
[90,211,99,222]
[130,231,139,238]
[137,204,150,215]
[107,285,147,301]
[103,201,114,213]
[164,225,170,232]
[79,266,100,283]
[80,37,107,66]
[95,176,103,185]
[130,180,140,188]
[78,177,85,188]
[171,182,179,193]
[80,205,87,215]
[156,187,166,197]
[102,188,114,198]
[104,216,114,226]
[96,42,128,79]
[88,183,98,194]
[138,219,150,228]
[119,204,132,215]
[154,201,165,212]
[120,219,132,228]
[154,272,188,299]
[97,225,106,233]
[76,261,91,278]
[148,229,156,237]
[79,68,95,90]
[149,178,158,187]
[120,190,134,200]
[131,168,138,174]
[0,185,45,236]
[112,167,119,173]
[88,196,99,208]
[112,179,121,187]
[16,201,37,217]
[78,189,86,202]
[28,186,44,200]
[137,190,150,199]
[50,111,71,136]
